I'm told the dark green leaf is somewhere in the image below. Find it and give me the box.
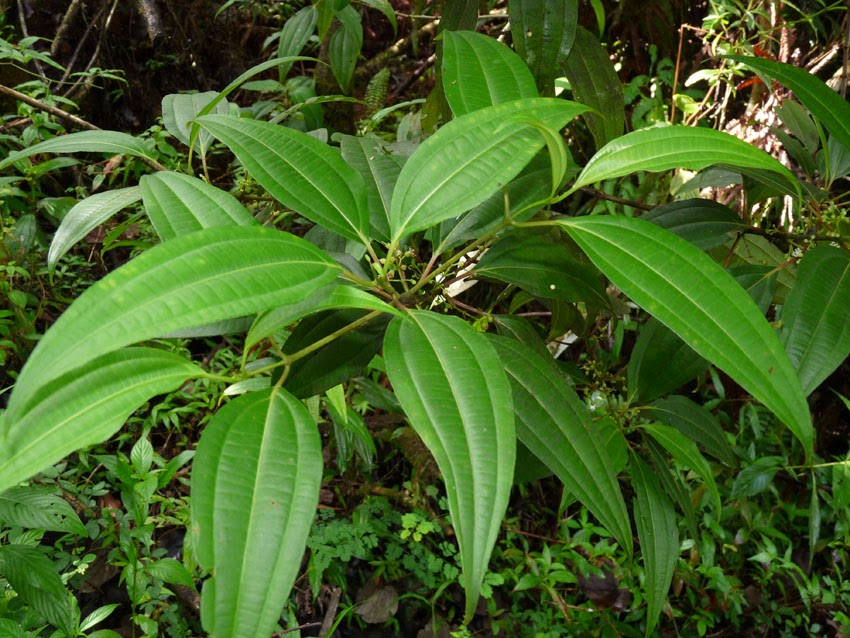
[276,5,318,81]
[329,6,362,93]
[643,396,735,466]
[0,486,87,535]
[642,199,745,250]
[508,0,578,95]
[730,457,783,498]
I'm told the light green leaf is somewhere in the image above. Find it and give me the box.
[198,115,369,242]
[246,285,403,352]
[0,348,202,494]
[0,486,87,535]
[329,5,362,93]
[643,396,736,466]
[161,91,228,153]
[488,335,632,554]
[139,171,256,241]
[558,216,812,459]
[779,245,850,396]
[7,226,339,418]
[276,5,318,81]
[441,30,538,116]
[0,131,157,171]
[191,388,322,638]
[47,186,142,269]
[390,98,590,241]
[562,26,625,148]
[571,126,799,196]
[631,454,678,638]
[728,55,850,153]
[508,0,578,95]
[643,423,720,515]
[145,558,196,590]
[384,311,515,623]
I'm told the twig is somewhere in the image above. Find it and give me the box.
[356,20,439,81]
[135,0,165,46]
[64,0,121,102]
[16,0,47,80]
[390,53,435,98]
[579,187,653,211]
[51,0,85,58]
[0,83,98,130]
[318,586,342,638]
[57,0,107,86]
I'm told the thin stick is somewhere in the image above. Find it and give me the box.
[0,84,98,130]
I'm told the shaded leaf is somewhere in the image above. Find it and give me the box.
[276,5,318,81]
[779,245,850,395]
[562,26,624,148]
[731,457,783,498]
[508,0,578,95]
[643,396,735,466]
[384,312,515,623]
[642,199,745,250]
[558,216,812,458]
[191,388,322,638]
[329,5,362,93]
[0,486,87,535]
[488,334,632,554]
[631,455,678,638]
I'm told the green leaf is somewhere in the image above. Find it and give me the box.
[0,131,157,170]
[571,125,799,196]
[779,246,850,396]
[441,30,538,116]
[6,226,339,419]
[558,216,812,459]
[474,232,610,308]
[390,98,590,241]
[329,5,362,93]
[642,199,745,251]
[729,264,776,314]
[161,91,228,153]
[47,186,142,269]
[276,5,318,81]
[359,0,396,36]
[191,388,322,638]
[0,545,76,634]
[488,335,632,554]
[728,55,850,153]
[145,558,196,590]
[384,311,515,623]
[0,486,87,535]
[730,457,783,498]
[631,455,678,638]
[0,348,202,494]
[198,115,368,243]
[337,134,405,242]
[643,396,735,466]
[507,0,578,95]
[776,99,819,152]
[721,234,796,304]
[643,423,720,515]
[562,26,625,148]
[139,171,256,241]
[627,317,708,403]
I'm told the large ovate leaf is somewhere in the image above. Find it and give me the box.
[384,311,515,623]
[6,226,340,419]
[571,126,799,195]
[779,245,850,395]
[0,131,157,170]
[558,216,812,459]
[729,55,850,153]
[390,98,590,241]
[474,232,610,308]
[47,186,142,269]
[488,335,632,554]
[0,487,87,536]
[197,115,368,242]
[441,30,538,116]
[191,388,322,638]
[562,26,624,148]
[508,0,578,95]
[139,171,256,241]
[631,454,678,638]
[0,348,202,494]
[161,91,228,153]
